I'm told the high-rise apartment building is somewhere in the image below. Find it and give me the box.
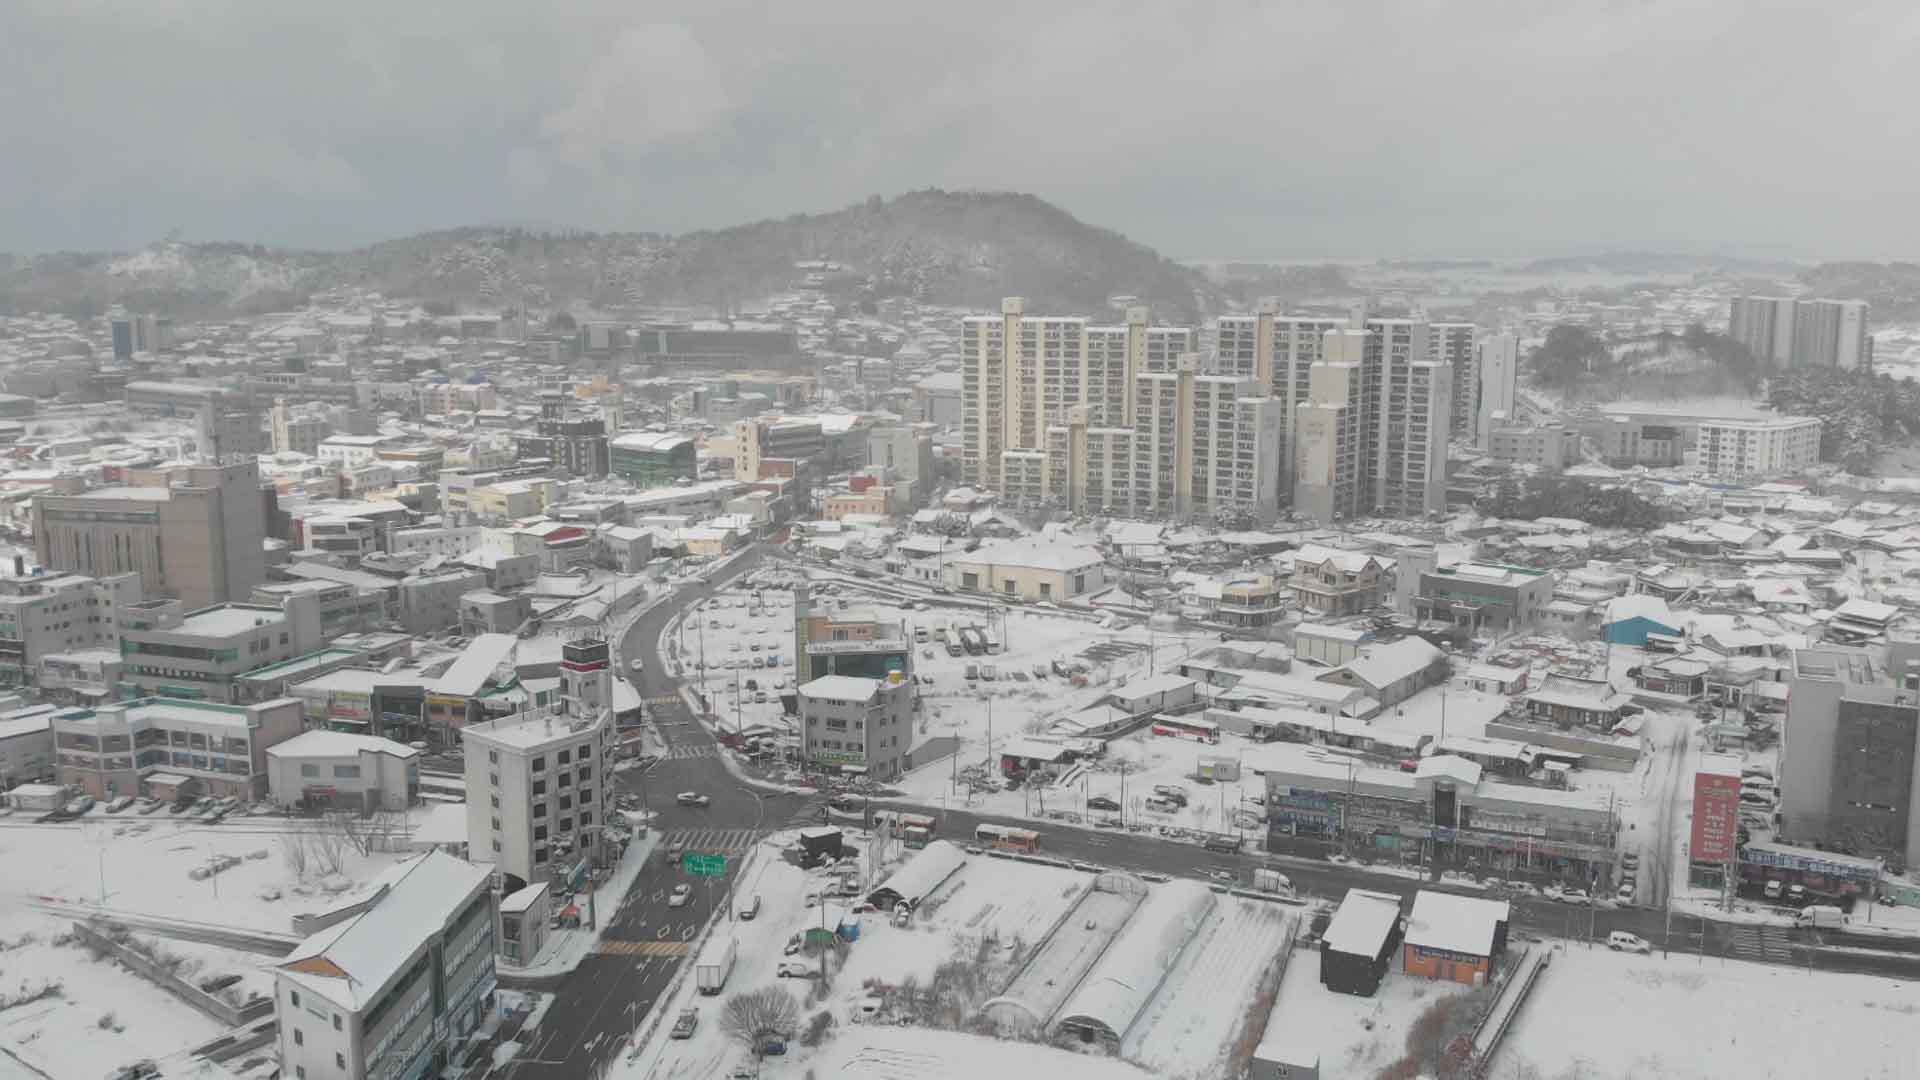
[32,461,267,611]
[1215,306,1345,501]
[1293,335,1366,525]
[1431,323,1477,439]
[1287,317,1451,524]
[1695,415,1823,478]
[1728,296,1871,370]
[1371,318,1451,519]
[1475,332,1520,450]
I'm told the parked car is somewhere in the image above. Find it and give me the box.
[1607,931,1651,954]
[776,960,819,979]
[677,792,711,807]
[783,934,803,956]
[1086,796,1121,812]
[738,894,762,920]
[64,796,95,816]
[1620,852,1639,871]
[136,798,164,815]
[669,884,692,908]
[670,1008,698,1039]
[105,796,136,814]
[1763,879,1785,900]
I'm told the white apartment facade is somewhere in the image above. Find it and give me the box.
[1475,332,1520,449]
[1729,296,1871,370]
[462,639,615,891]
[1695,415,1823,478]
[1431,322,1477,438]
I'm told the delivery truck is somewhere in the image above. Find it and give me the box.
[695,935,737,995]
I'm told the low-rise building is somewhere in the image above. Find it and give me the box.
[0,570,143,687]
[118,595,324,703]
[273,851,495,1080]
[1413,563,1556,634]
[266,730,421,813]
[0,707,55,787]
[1402,890,1509,986]
[52,695,305,800]
[1288,545,1390,617]
[460,590,530,635]
[942,539,1106,602]
[398,569,488,636]
[1487,422,1582,470]
[609,431,696,488]
[799,672,915,780]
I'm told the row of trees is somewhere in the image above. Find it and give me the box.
[1767,367,1920,474]
[1478,475,1671,531]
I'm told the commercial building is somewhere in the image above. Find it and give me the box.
[515,414,610,478]
[1402,890,1509,986]
[398,569,488,636]
[251,580,388,639]
[1695,415,1822,478]
[0,570,143,687]
[792,590,914,685]
[1413,563,1556,634]
[734,416,825,481]
[270,399,331,457]
[1255,743,1616,884]
[1475,332,1520,449]
[1779,644,1920,871]
[51,695,305,800]
[0,707,55,787]
[32,460,268,611]
[265,730,421,812]
[866,425,935,487]
[317,434,394,469]
[1729,296,1871,371]
[118,595,323,703]
[608,432,696,488]
[462,638,616,892]
[1486,422,1582,470]
[273,851,495,1080]
[941,538,1107,602]
[798,672,914,780]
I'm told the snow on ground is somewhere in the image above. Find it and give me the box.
[1262,948,1469,1079]
[0,810,427,1079]
[1503,943,1920,1079]
[1120,898,1294,1078]
[501,830,660,977]
[811,1024,1150,1080]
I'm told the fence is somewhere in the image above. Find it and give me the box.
[70,920,275,1029]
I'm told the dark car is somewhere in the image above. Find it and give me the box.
[1086,796,1121,812]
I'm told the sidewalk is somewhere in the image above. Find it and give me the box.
[495,828,661,982]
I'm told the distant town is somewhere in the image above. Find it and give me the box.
[0,268,1916,1080]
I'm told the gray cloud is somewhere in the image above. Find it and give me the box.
[2,0,1914,258]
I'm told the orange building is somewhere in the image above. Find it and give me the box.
[1401,890,1510,986]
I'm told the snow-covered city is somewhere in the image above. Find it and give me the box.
[9,8,1920,1079]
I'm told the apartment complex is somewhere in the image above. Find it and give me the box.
[1487,422,1582,470]
[1695,415,1823,478]
[274,851,495,1080]
[32,460,268,610]
[1728,296,1872,371]
[1288,318,1452,524]
[51,695,305,800]
[798,672,915,780]
[462,638,616,891]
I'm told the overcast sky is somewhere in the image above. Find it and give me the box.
[4,0,1915,260]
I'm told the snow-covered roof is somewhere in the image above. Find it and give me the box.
[1055,879,1215,1043]
[1322,888,1404,957]
[1287,543,1389,575]
[431,633,517,697]
[276,851,489,1011]
[1295,622,1372,644]
[265,730,419,761]
[1603,594,1676,627]
[954,537,1104,573]
[867,839,967,911]
[1331,637,1441,693]
[500,881,549,915]
[1835,597,1898,625]
[1525,673,1631,713]
[1404,890,1509,956]
[799,675,882,702]
[1414,754,1484,787]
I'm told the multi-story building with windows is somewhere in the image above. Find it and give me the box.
[799,673,914,780]
[462,638,615,892]
[1431,323,1477,439]
[1293,332,1368,525]
[0,570,142,687]
[274,851,495,1080]
[1780,643,1920,871]
[1475,332,1519,449]
[1695,415,1822,478]
[32,460,268,611]
[51,695,305,800]
[792,590,914,685]
[1368,318,1451,520]
[1413,563,1556,634]
[117,595,323,703]
[609,432,696,488]
[1729,296,1871,371]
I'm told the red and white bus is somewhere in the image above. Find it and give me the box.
[1151,715,1221,745]
[974,823,1041,853]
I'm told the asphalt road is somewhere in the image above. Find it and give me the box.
[500,544,1920,1077]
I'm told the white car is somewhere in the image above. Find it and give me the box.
[1607,931,1651,954]
[777,960,819,979]
[629,659,644,672]
[669,884,692,908]
[677,792,711,807]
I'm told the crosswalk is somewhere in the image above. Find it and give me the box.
[1725,925,1795,963]
[596,940,691,958]
[659,744,717,760]
[662,827,760,854]
[781,795,830,830]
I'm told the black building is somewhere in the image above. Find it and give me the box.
[1318,889,1404,997]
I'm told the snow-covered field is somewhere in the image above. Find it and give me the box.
[1502,944,1920,1078]
[0,809,426,1079]
[1262,948,1470,1078]
[1120,898,1294,1078]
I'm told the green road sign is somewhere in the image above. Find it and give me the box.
[683,853,727,878]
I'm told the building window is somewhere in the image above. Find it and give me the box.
[557,749,570,765]
[534,825,547,840]
[534,847,547,864]
[492,838,502,852]
[489,750,498,764]
[578,764,592,782]
[294,1029,303,1046]
[534,803,547,818]
[290,991,301,1008]
[490,795,499,809]
[531,756,545,772]
[332,1014,341,1031]
[491,817,501,832]
[300,764,319,778]
[333,765,360,779]
[336,1053,345,1070]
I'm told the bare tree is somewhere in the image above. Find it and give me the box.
[721,986,800,1062]
[281,830,310,878]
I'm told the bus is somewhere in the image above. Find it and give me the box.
[874,811,938,848]
[974,824,1041,854]
[1151,715,1221,745]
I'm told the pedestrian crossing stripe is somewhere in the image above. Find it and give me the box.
[662,745,716,759]
[597,941,691,957]
[663,827,758,854]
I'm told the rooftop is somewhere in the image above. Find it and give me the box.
[1404,890,1509,956]
[169,604,287,638]
[266,730,419,760]
[1322,888,1404,957]
[432,633,518,697]
[800,674,884,701]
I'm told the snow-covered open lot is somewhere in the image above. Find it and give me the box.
[1502,944,1920,1078]
[1261,947,1470,1079]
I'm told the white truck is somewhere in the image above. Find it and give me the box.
[1253,868,1293,895]
[1795,905,1847,929]
[695,935,738,995]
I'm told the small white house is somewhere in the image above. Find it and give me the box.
[266,731,421,813]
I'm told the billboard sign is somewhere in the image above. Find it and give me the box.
[1690,769,1741,863]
